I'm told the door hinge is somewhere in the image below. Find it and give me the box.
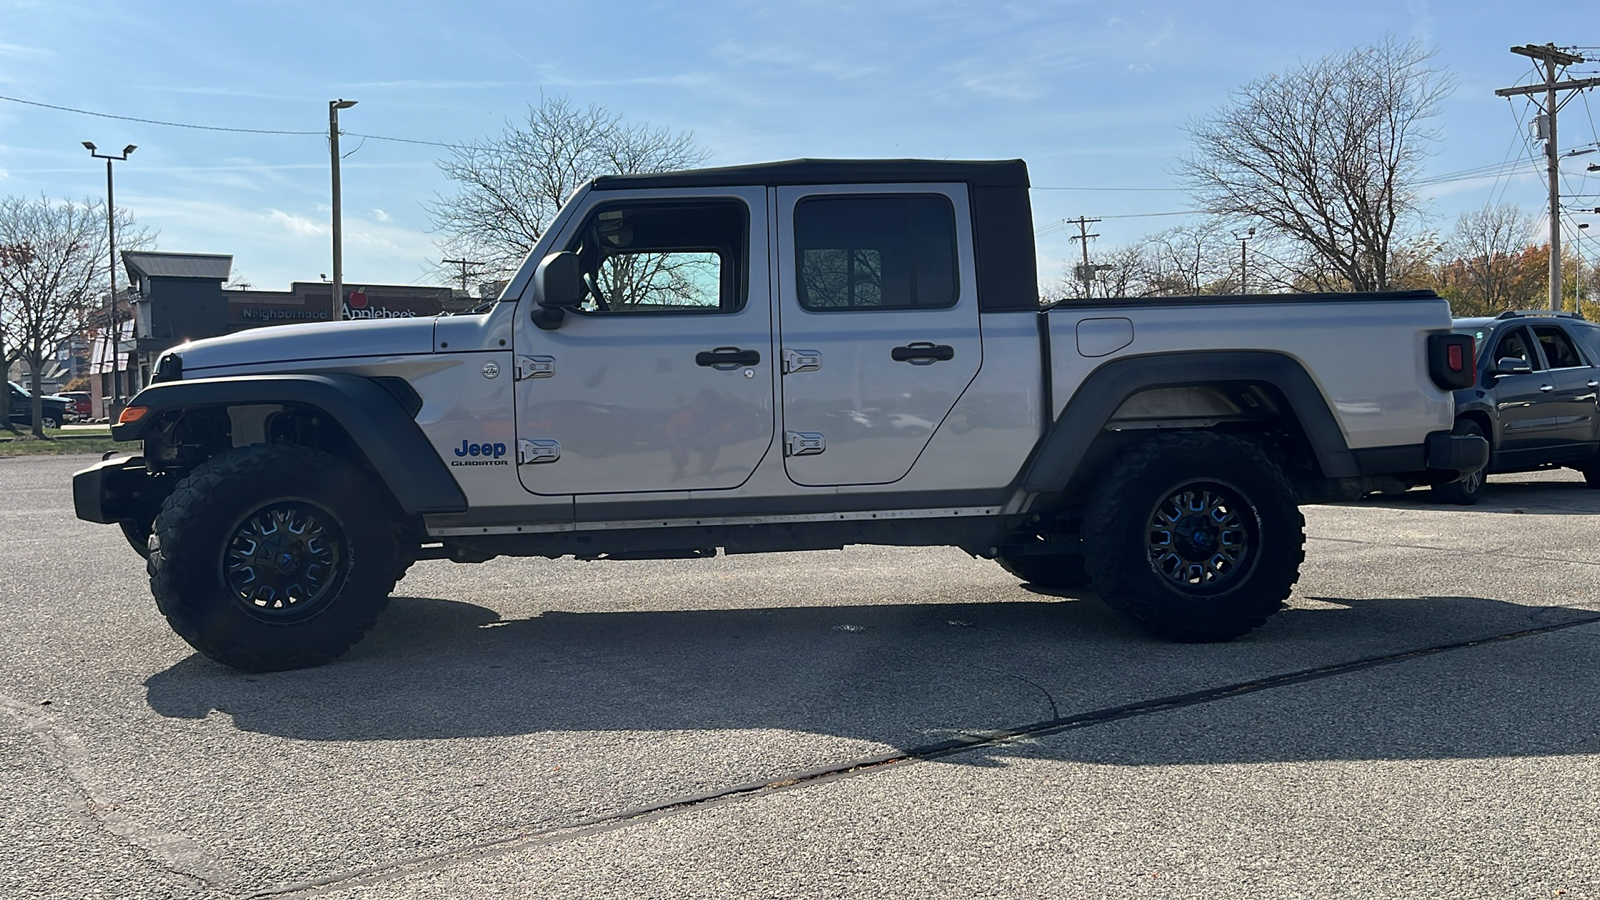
[518,438,561,464]
[516,355,556,380]
[783,348,822,374]
[784,431,826,457]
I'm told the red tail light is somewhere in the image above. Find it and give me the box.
[1427,333,1476,390]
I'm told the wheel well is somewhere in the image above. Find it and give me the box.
[1055,380,1321,504]
[141,403,419,536]
[1457,410,1493,447]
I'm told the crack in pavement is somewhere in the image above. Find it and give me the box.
[0,694,235,892]
[249,612,1600,898]
[969,664,1062,719]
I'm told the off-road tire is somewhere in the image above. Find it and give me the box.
[1431,419,1487,505]
[1083,432,1304,642]
[148,443,399,672]
[996,552,1090,590]
[40,413,60,430]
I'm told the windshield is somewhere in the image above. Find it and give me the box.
[7,381,28,399]
[1452,327,1492,364]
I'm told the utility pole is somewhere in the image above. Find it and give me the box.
[328,99,357,317]
[441,257,484,293]
[1495,44,1600,311]
[1067,216,1102,299]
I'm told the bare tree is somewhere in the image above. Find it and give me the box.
[0,195,149,437]
[1434,202,1540,313]
[431,95,711,279]
[1139,219,1240,295]
[1181,38,1452,292]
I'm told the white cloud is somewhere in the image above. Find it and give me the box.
[371,208,390,222]
[267,209,326,237]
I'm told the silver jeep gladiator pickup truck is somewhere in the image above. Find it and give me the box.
[74,158,1486,671]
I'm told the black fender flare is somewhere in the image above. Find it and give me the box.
[1021,350,1360,492]
[114,374,468,515]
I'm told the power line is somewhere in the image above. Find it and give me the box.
[0,93,475,150]
[0,93,322,135]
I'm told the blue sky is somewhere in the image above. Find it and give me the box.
[0,0,1594,292]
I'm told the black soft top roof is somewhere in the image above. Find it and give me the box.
[592,158,1030,190]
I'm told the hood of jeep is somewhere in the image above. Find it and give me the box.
[174,317,437,375]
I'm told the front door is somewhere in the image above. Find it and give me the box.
[774,185,982,486]
[513,189,775,496]
[1488,325,1554,462]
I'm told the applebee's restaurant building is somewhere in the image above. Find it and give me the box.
[100,251,476,415]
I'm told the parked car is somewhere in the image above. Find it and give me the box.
[1439,310,1600,503]
[76,157,1483,672]
[6,381,73,429]
[56,391,92,420]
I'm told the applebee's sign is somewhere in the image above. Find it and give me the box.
[342,287,418,320]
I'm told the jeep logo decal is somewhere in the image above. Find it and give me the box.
[450,440,510,467]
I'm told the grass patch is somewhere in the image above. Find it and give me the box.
[0,427,127,457]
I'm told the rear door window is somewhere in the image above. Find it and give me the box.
[1533,325,1587,369]
[793,194,958,311]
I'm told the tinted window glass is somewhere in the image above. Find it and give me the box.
[1493,328,1541,369]
[1533,325,1585,369]
[794,195,958,311]
[565,201,747,314]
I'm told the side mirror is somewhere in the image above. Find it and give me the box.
[1493,357,1533,377]
[532,251,582,330]
[535,252,582,309]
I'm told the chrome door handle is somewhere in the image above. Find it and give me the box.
[1586,381,1597,388]
[1540,384,1554,392]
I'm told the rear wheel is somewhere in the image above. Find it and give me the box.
[148,443,400,672]
[1083,432,1304,642]
[1431,420,1487,505]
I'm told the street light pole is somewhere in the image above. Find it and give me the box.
[328,99,357,319]
[1234,227,1256,294]
[82,141,135,411]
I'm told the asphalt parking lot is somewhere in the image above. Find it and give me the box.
[3,454,1599,898]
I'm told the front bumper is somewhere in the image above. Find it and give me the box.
[72,453,160,525]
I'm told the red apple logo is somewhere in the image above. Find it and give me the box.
[347,288,368,309]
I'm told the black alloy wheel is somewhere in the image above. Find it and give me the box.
[1146,482,1256,592]
[223,500,349,623]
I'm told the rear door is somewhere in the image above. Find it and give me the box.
[1531,323,1600,454]
[773,185,982,486]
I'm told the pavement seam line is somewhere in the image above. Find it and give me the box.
[1309,534,1600,568]
[248,611,1600,898]
[0,693,236,890]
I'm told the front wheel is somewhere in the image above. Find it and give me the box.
[1431,420,1487,505]
[148,443,400,672]
[1083,432,1304,642]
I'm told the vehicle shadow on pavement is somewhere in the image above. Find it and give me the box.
[141,592,1600,767]
[1346,478,1600,515]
